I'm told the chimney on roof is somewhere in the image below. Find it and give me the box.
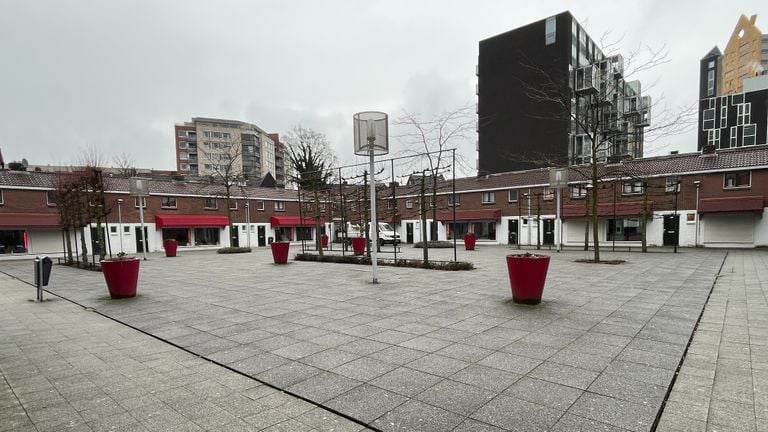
[670,150,679,155]
[701,144,717,157]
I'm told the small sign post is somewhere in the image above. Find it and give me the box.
[129,178,149,260]
[549,168,569,252]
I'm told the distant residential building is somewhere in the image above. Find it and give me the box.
[174,117,278,185]
[476,11,651,174]
[268,133,290,188]
[698,15,768,150]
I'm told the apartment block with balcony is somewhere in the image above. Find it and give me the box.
[477,11,650,174]
[175,117,277,185]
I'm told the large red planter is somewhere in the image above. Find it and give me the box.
[321,234,329,249]
[101,258,140,299]
[464,233,476,251]
[270,241,290,264]
[506,254,550,305]
[351,237,366,255]
[163,239,178,257]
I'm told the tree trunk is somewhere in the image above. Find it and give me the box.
[64,228,73,263]
[225,186,235,247]
[431,175,438,241]
[314,188,323,256]
[591,164,600,263]
[420,174,428,265]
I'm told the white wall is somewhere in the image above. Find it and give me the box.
[755,209,768,246]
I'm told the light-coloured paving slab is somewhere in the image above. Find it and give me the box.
[2,244,728,431]
[0,274,368,432]
[658,250,768,432]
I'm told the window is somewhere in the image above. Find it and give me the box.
[743,124,756,146]
[730,126,738,147]
[179,142,189,149]
[228,200,238,210]
[542,188,553,201]
[570,184,588,198]
[256,200,264,211]
[720,106,727,128]
[545,16,556,45]
[180,163,189,171]
[179,152,189,160]
[707,70,715,96]
[275,201,285,212]
[724,171,750,189]
[204,197,217,209]
[665,177,680,193]
[607,218,642,241]
[737,103,750,126]
[702,108,715,130]
[481,191,495,204]
[405,199,413,209]
[161,196,177,209]
[448,194,460,206]
[194,227,220,246]
[623,181,644,195]
[110,226,117,234]
[124,226,130,234]
[707,129,720,148]
[732,93,744,104]
[508,190,518,202]
[134,197,146,208]
[46,190,57,206]
[0,190,3,205]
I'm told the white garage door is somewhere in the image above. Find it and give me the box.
[703,213,755,243]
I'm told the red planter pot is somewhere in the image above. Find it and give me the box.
[506,254,550,305]
[351,237,366,256]
[464,233,476,251]
[270,241,290,264]
[101,258,140,299]
[163,239,178,257]
[321,234,329,249]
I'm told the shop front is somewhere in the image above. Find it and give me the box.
[437,209,501,241]
[562,201,653,246]
[0,213,61,254]
[270,216,322,242]
[699,196,764,246]
[155,214,229,247]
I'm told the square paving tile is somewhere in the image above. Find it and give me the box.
[372,400,464,432]
[370,367,443,397]
[331,357,398,382]
[471,394,563,432]
[286,372,362,403]
[325,384,407,424]
[415,379,496,416]
[502,377,583,411]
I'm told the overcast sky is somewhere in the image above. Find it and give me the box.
[1,0,766,176]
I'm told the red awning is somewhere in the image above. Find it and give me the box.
[155,214,229,229]
[270,216,323,227]
[436,208,501,222]
[0,213,60,228]
[699,196,764,214]
[562,201,653,218]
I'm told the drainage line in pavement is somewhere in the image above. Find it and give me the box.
[0,271,381,432]
[649,251,729,432]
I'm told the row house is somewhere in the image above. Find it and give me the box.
[0,172,316,255]
[1,146,767,255]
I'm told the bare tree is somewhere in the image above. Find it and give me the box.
[283,126,338,255]
[395,105,475,242]
[516,41,695,262]
[202,139,245,247]
[113,152,137,176]
[77,145,106,168]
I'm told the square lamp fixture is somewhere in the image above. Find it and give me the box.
[353,111,389,156]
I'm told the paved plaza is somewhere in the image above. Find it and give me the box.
[0,244,763,431]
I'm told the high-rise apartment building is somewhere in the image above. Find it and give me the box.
[174,117,281,186]
[698,15,768,151]
[268,133,290,188]
[476,11,651,174]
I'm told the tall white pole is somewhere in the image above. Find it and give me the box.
[556,187,562,252]
[527,190,532,246]
[139,197,147,260]
[117,201,124,253]
[246,199,252,248]
[695,183,700,247]
[369,150,378,284]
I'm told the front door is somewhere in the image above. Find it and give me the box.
[257,226,266,247]
[508,219,519,245]
[406,223,414,244]
[135,227,149,252]
[230,226,239,247]
[663,215,679,246]
[543,219,555,245]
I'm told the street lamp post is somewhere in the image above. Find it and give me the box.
[354,112,388,284]
[117,199,124,253]
[245,199,251,248]
[694,180,701,247]
[523,192,531,246]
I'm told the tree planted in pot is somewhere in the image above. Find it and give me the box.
[100,252,140,299]
[505,252,550,305]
